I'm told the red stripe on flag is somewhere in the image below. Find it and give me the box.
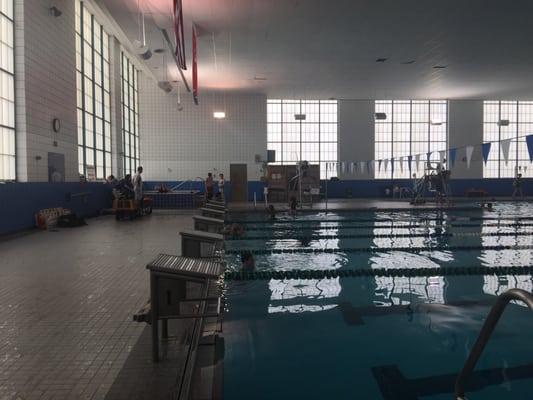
[192,24,198,105]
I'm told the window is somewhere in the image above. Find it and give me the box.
[0,0,15,180]
[121,51,140,176]
[483,101,533,178]
[76,1,111,180]
[375,100,448,179]
[267,99,337,179]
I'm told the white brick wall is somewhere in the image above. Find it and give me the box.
[139,74,267,182]
[15,0,78,182]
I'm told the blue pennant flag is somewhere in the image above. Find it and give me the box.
[481,142,492,164]
[407,155,413,171]
[449,148,457,168]
[526,135,533,162]
[391,157,394,171]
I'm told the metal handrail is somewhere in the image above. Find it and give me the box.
[454,288,533,399]
[171,177,204,192]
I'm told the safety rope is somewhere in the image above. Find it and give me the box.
[241,222,533,231]
[224,265,533,281]
[230,216,533,225]
[225,244,533,255]
[226,231,533,241]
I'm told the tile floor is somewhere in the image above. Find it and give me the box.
[0,212,196,400]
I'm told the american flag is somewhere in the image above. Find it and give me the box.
[173,0,186,70]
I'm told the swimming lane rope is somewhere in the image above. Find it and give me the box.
[226,231,533,241]
[225,243,533,255]
[223,265,533,281]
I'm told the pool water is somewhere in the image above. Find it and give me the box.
[222,202,533,399]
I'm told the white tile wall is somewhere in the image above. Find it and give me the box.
[15,0,78,182]
[139,74,267,181]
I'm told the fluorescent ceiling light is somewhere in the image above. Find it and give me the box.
[213,111,226,119]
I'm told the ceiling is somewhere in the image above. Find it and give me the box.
[98,0,533,100]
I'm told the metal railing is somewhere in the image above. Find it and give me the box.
[454,288,533,399]
[171,177,204,192]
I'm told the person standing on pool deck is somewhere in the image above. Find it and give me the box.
[205,173,214,200]
[512,173,523,199]
[218,173,225,202]
[133,166,143,206]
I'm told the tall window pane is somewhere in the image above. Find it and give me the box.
[374,100,448,179]
[76,1,111,180]
[483,101,533,178]
[121,51,140,176]
[267,99,338,179]
[0,1,15,180]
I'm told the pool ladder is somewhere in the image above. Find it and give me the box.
[454,288,533,399]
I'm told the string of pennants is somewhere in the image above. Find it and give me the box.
[326,134,533,174]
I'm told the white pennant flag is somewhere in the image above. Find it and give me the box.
[384,159,389,172]
[439,150,446,165]
[465,146,474,169]
[359,161,366,175]
[415,154,420,171]
[399,157,404,173]
[500,139,512,165]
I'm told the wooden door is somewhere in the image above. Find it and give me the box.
[230,164,248,202]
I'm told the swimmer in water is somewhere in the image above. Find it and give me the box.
[240,251,255,271]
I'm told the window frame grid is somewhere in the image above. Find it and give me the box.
[0,0,15,181]
[76,1,111,180]
[374,100,448,180]
[267,99,338,179]
[121,51,140,176]
[483,101,533,178]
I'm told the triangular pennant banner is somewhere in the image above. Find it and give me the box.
[360,161,366,174]
[465,146,474,169]
[526,135,533,162]
[449,148,457,168]
[367,160,373,174]
[384,159,389,172]
[415,154,420,171]
[378,160,382,172]
[500,139,512,165]
[481,142,491,165]
[439,150,446,165]
[407,155,413,172]
[426,152,432,161]
[399,157,404,173]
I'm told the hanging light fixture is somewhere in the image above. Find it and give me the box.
[133,0,152,60]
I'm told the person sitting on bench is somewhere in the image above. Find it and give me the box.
[115,175,134,199]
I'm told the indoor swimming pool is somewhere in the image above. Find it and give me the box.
[222,202,533,399]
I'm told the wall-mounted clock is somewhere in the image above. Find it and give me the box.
[52,118,61,133]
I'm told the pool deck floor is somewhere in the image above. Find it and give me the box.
[0,212,206,400]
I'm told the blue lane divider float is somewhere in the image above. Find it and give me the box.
[229,216,533,225]
[227,231,533,241]
[224,265,533,281]
[241,222,533,231]
[225,244,533,255]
